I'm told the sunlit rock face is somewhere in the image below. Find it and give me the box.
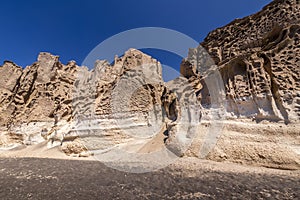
[0,48,202,160]
[0,0,299,170]
[71,48,202,161]
[0,52,81,149]
[200,0,300,123]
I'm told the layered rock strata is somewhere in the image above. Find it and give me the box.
[0,0,299,169]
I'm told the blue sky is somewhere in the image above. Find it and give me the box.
[0,0,272,71]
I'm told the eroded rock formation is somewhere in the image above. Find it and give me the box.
[180,0,300,169]
[198,0,300,123]
[0,0,299,169]
[0,48,198,158]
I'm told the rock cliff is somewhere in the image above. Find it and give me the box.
[198,0,300,123]
[0,0,299,169]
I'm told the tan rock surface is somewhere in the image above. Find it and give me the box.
[0,0,299,170]
[199,0,300,123]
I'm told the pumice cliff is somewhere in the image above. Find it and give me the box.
[0,0,299,170]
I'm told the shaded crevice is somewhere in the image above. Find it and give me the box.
[161,88,178,122]
[23,67,39,104]
[261,54,290,124]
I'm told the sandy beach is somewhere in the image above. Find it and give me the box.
[0,155,299,200]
